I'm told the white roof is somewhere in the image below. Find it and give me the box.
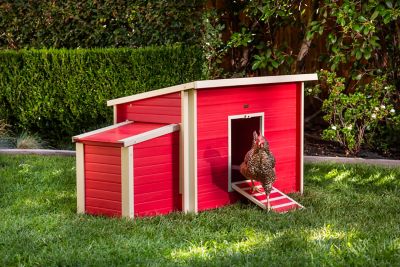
[107,73,318,106]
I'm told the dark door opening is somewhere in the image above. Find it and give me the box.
[229,114,263,191]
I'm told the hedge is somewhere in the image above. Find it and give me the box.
[0,0,205,49]
[0,46,206,145]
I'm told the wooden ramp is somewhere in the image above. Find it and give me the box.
[231,180,304,213]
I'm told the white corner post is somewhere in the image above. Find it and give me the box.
[300,82,305,194]
[121,146,134,218]
[113,105,118,124]
[181,89,198,213]
[76,143,85,214]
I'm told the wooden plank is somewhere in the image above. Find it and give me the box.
[76,143,85,214]
[119,124,180,147]
[181,89,198,213]
[121,146,134,218]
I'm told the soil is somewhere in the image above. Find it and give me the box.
[304,124,400,160]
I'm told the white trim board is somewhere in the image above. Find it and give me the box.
[106,74,318,106]
[228,112,265,192]
[76,143,85,214]
[107,82,195,106]
[119,124,180,147]
[121,146,134,218]
[72,120,133,142]
[181,89,198,213]
[195,73,318,89]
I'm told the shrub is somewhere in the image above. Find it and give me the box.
[311,70,396,155]
[0,0,205,49]
[0,46,206,145]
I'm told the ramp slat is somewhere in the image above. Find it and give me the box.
[231,179,304,213]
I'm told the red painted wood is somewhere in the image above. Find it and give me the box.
[86,171,120,183]
[84,145,121,216]
[116,92,181,124]
[133,131,180,217]
[85,145,121,156]
[86,180,121,192]
[296,82,302,192]
[78,122,168,143]
[196,83,301,212]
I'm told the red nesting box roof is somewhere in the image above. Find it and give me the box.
[73,121,180,146]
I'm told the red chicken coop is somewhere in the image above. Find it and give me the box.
[73,74,318,218]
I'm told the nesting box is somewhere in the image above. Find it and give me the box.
[73,74,318,218]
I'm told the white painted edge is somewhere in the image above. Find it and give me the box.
[261,195,287,203]
[107,82,195,106]
[72,120,133,141]
[121,146,134,218]
[194,73,318,89]
[228,112,265,192]
[76,143,85,214]
[113,105,117,124]
[119,124,180,147]
[272,186,305,209]
[181,89,198,213]
[300,82,304,194]
[106,74,318,106]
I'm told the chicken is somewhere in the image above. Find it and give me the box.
[240,131,276,210]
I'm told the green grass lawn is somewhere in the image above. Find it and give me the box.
[0,155,399,266]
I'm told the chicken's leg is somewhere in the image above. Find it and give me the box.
[266,193,271,211]
[250,179,262,193]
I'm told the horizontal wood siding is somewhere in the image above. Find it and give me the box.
[197,83,300,211]
[116,92,181,124]
[84,145,121,217]
[133,132,180,216]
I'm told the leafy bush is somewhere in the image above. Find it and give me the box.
[311,70,396,155]
[0,46,206,145]
[0,0,205,49]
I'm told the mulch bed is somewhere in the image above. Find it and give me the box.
[304,128,400,160]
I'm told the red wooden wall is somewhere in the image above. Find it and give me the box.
[84,144,122,216]
[116,92,181,124]
[196,82,301,211]
[133,131,180,216]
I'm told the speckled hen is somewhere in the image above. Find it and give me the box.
[240,131,276,210]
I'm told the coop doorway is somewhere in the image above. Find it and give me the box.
[228,112,264,192]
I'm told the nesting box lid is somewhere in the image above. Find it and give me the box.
[73,121,180,147]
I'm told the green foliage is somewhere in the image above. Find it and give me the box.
[201,9,226,78]
[0,46,206,145]
[313,0,400,81]
[314,70,396,155]
[1,155,400,265]
[0,0,205,49]
[223,1,304,75]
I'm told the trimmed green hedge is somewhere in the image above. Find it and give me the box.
[0,46,206,145]
[0,0,205,49]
